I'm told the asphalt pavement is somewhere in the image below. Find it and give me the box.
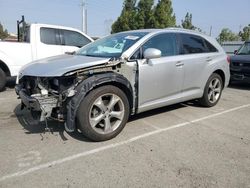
[0,82,250,188]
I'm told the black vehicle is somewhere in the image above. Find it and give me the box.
[230,41,250,83]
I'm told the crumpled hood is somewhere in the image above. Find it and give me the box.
[19,54,110,77]
[230,55,250,63]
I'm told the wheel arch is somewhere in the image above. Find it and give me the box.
[0,59,11,76]
[93,81,134,111]
[213,69,225,89]
[65,72,134,132]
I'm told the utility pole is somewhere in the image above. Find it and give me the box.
[81,0,87,34]
[209,26,212,36]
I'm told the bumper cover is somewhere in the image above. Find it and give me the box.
[230,72,250,82]
[15,85,40,111]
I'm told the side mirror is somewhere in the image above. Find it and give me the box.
[65,51,76,55]
[143,48,161,60]
[234,50,238,55]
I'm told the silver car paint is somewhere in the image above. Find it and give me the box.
[19,54,110,77]
[136,51,230,113]
[137,56,184,112]
[122,29,230,113]
[19,28,230,115]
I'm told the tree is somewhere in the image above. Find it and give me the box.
[112,0,176,33]
[181,12,203,32]
[239,24,250,41]
[218,28,240,42]
[111,0,137,33]
[181,13,195,30]
[136,0,155,29]
[154,0,176,28]
[0,22,9,40]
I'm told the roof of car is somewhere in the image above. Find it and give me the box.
[121,27,208,37]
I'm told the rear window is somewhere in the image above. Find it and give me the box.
[40,27,60,45]
[204,40,218,52]
[62,30,91,47]
[180,34,207,54]
[180,33,218,54]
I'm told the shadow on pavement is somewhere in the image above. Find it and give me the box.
[14,104,91,142]
[14,99,205,142]
[129,103,189,122]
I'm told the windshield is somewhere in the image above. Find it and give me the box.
[76,32,148,58]
[237,42,250,55]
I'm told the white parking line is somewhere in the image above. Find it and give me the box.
[141,119,161,130]
[0,103,250,182]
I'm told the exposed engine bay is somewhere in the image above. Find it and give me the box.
[16,59,137,132]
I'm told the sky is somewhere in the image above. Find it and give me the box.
[0,0,249,38]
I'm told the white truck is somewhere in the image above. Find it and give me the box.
[0,23,93,91]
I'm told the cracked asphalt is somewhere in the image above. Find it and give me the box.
[0,81,250,188]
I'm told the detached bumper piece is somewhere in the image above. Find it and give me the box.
[15,85,58,121]
[15,85,40,111]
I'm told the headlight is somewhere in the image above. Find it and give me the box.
[16,72,23,84]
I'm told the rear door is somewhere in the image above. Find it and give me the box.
[177,33,218,97]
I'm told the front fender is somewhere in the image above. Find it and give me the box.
[65,72,133,132]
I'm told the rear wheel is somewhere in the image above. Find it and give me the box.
[0,68,6,91]
[199,73,223,107]
[77,85,130,141]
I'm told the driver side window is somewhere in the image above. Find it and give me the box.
[131,33,177,60]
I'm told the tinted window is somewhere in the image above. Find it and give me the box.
[40,28,60,45]
[62,30,91,47]
[204,40,218,52]
[143,33,177,57]
[142,33,177,57]
[130,33,177,60]
[180,34,207,54]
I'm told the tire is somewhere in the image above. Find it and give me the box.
[199,73,223,107]
[0,68,6,92]
[76,85,130,141]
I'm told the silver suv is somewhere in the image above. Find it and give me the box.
[16,28,230,141]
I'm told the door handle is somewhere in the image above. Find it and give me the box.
[176,61,184,67]
[206,57,213,62]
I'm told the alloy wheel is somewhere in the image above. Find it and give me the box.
[208,78,222,104]
[89,93,125,134]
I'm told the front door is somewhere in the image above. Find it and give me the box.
[136,33,184,112]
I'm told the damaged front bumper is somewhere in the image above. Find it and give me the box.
[15,84,40,111]
[15,84,59,122]
[15,59,136,133]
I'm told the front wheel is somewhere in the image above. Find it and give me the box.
[199,73,223,107]
[0,68,6,91]
[76,85,130,141]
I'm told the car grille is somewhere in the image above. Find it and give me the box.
[232,62,250,67]
[231,70,250,77]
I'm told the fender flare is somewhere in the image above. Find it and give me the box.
[65,72,133,132]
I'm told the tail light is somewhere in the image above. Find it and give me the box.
[227,55,231,64]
